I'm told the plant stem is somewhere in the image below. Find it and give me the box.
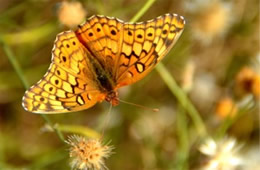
[56,124,101,139]
[1,39,29,89]
[130,0,156,22]
[41,115,65,141]
[0,37,65,142]
[175,105,189,170]
[156,63,207,136]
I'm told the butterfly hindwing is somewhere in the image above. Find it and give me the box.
[22,31,105,113]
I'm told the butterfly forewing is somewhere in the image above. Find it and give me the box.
[76,16,124,77]
[76,14,185,89]
[115,14,185,88]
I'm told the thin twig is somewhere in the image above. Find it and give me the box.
[0,36,65,142]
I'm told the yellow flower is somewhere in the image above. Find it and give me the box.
[66,135,114,170]
[199,137,243,170]
[58,1,87,28]
[215,97,237,119]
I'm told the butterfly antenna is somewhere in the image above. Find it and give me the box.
[100,103,113,140]
[119,99,159,112]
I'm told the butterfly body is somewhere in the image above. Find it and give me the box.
[22,13,185,113]
[86,56,119,106]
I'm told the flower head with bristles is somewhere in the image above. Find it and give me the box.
[66,135,114,170]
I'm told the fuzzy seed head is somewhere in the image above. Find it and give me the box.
[66,135,113,170]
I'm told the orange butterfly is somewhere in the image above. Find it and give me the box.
[22,13,185,113]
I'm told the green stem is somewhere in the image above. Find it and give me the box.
[175,105,189,170]
[0,37,65,142]
[1,39,29,89]
[56,124,101,139]
[130,0,157,22]
[156,63,207,136]
[41,115,65,141]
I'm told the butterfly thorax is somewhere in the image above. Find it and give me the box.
[105,91,119,106]
[96,70,119,106]
[91,60,119,106]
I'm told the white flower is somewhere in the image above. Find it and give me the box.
[199,137,243,170]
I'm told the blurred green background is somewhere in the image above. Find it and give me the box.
[0,0,259,169]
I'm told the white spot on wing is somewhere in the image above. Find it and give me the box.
[136,22,143,25]
[116,18,124,23]
[97,14,105,18]
[106,16,115,20]
[180,15,186,24]
[88,15,96,21]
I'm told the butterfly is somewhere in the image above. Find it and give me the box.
[22,13,185,113]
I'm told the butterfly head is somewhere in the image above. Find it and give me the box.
[105,91,119,106]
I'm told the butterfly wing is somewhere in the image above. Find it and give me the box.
[75,14,185,89]
[75,15,124,80]
[115,14,185,88]
[22,31,106,114]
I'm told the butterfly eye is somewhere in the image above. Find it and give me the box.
[88,32,93,37]
[147,33,153,37]
[97,28,101,32]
